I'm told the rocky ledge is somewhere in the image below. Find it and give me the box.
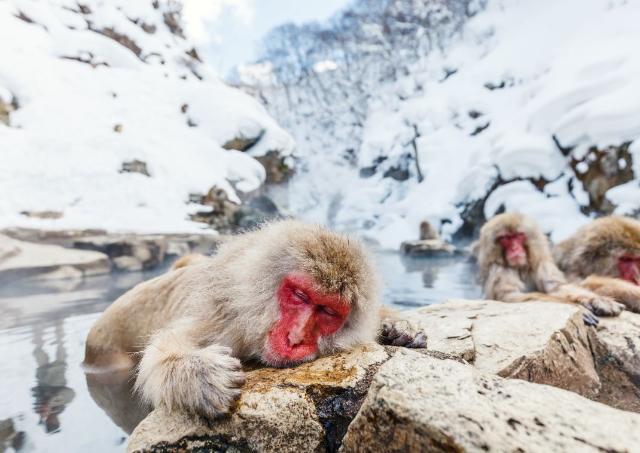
[128,300,640,452]
[0,229,223,281]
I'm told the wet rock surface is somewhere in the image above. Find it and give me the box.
[400,239,458,257]
[0,229,223,280]
[126,300,640,453]
[0,234,110,283]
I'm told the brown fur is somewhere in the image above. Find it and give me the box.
[554,216,640,312]
[84,220,422,419]
[473,213,623,316]
[419,221,439,240]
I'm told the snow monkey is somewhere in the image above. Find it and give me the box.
[554,215,640,313]
[84,220,425,419]
[473,213,623,323]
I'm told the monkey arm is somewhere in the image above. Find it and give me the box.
[532,260,567,293]
[134,321,245,419]
[580,275,640,313]
[550,283,624,317]
[484,265,528,301]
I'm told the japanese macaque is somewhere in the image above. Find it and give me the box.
[554,215,640,313]
[473,213,623,322]
[419,220,439,240]
[84,220,424,419]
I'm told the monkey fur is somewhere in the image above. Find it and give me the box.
[473,212,623,320]
[84,220,425,419]
[554,215,640,312]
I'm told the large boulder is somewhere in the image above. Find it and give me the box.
[411,300,598,392]
[407,299,640,411]
[128,345,390,453]
[592,312,640,412]
[342,350,640,453]
[0,234,110,282]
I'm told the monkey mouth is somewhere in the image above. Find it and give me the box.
[265,331,318,366]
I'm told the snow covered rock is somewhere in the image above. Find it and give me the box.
[341,350,640,453]
[0,0,293,234]
[0,234,109,281]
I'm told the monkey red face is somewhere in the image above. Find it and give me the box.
[618,255,640,285]
[266,273,350,364]
[498,232,527,267]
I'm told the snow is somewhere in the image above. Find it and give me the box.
[0,0,293,233]
[256,0,640,248]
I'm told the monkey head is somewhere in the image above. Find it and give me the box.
[474,212,553,277]
[215,220,380,368]
[555,216,640,284]
[497,232,527,268]
[266,272,353,364]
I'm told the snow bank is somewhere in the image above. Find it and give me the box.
[0,0,293,233]
[260,0,640,248]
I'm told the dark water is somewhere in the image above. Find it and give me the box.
[0,252,480,452]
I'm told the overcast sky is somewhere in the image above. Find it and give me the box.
[183,0,351,78]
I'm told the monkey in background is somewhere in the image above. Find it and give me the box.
[554,215,640,313]
[473,213,623,322]
[419,220,440,240]
[84,220,425,419]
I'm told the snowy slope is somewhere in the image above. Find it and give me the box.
[255,0,640,248]
[0,0,293,233]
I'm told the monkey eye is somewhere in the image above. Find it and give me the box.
[292,288,311,304]
[320,306,338,316]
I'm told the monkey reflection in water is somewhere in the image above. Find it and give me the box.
[31,321,75,434]
[84,221,427,422]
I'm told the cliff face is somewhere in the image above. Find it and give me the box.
[0,0,293,234]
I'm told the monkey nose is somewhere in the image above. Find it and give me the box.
[288,314,314,346]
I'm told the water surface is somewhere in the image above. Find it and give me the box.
[0,252,480,452]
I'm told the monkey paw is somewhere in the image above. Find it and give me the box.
[136,344,246,419]
[582,311,599,327]
[380,319,428,348]
[578,294,624,317]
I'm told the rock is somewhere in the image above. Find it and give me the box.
[408,300,601,399]
[1,228,222,271]
[0,87,17,126]
[400,239,457,257]
[591,312,640,412]
[405,299,640,412]
[570,142,634,214]
[73,235,167,270]
[341,350,640,453]
[120,159,149,177]
[223,131,265,152]
[0,234,110,282]
[112,256,143,272]
[20,210,64,219]
[189,186,241,232]
[127,345,390,453]
[254,150,293,184]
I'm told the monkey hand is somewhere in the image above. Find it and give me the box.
[136,341,245,419]
[379,318,428,348]
[556,284,624,317]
